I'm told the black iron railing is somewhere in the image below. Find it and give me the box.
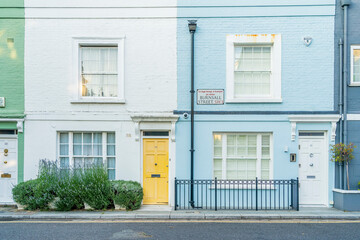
[174,178,299,211]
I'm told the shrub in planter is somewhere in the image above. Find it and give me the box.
[112,180,143,211]
[80,166,113,210]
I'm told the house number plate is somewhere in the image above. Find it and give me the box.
[1,173,11,178]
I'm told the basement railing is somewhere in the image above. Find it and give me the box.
[174,178,299,211]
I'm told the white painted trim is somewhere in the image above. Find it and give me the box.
[0,119,24,133]
[347,114,360,121]
[288,115,340,142]
[350,45,360,86]
[131,114,179,142]
[72,37,125,103]
[226,98,282,103]
[225,34,281,103]
[333,189,360,194]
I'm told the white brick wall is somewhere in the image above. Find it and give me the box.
[24,1,177,191]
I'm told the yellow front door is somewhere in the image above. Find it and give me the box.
[143,138,169,204]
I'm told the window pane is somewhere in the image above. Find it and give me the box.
[73,133,82,144]
[93,144,102,156]
[60,133,69,143]
[94,157,103,166]
[83,133,92,143]
[74,157,83,168]
[73,145,82,155]
[60,144,69,155]
[84,158,93,168]
[60,157,69,169]
[83,145,92,156]
[353,49,360,82]
[107,133,115,143]
[107,145,115,156]
[107,157,116,169]
[108,169,115,180]
[94,133,102,143]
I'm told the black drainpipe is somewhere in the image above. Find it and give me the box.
[188,20,197,208]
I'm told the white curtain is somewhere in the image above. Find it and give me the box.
[81,47,118,97]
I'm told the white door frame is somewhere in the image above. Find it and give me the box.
[298,131,328,206]
[0,135,18,203]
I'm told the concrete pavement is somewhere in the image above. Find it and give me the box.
[1,205,360,220]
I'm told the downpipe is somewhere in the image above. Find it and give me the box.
[188,20,197,208]
[342,0,350,189]
[339,38,343,189]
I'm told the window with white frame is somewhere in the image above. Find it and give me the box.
[73,38,125,102]
[213,133,272,180]
[59,132,116,180]
[351,45,360,85]
[226,34,281,102]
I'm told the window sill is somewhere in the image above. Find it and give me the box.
[349,83,360,87]
[71,99,125,104]
[226,98,282,103]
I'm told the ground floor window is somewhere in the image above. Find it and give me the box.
[213,133,272,180]
[58,132,116,180]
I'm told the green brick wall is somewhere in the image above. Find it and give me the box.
[0,0,24,183]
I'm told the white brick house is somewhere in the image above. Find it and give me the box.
[24,0,178,206]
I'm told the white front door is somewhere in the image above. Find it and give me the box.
[298,135,326,205]
[0,138,17,203]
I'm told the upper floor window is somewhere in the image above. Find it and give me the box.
[351,45,360,86]
[226,34,282,103]
[72,38,125,103]
[81,46,118,97]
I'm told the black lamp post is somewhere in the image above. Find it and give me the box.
[188,20,197,208]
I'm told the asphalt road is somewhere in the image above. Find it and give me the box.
[1,220,359,240]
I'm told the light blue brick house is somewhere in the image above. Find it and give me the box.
[175,0,338,209]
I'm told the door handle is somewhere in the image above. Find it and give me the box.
[155,163,157,166]
[310,163,313,167]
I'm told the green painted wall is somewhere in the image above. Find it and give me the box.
[0,0,24,183]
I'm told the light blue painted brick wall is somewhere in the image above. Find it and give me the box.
[177,17,335,112]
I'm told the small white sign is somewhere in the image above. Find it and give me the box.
[0,97,5,108]
[197,89,224,105]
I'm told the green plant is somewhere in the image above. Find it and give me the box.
[330,143,357,190]
[12,160,59,210]
[112,180,143,211]
[53,172,84,211]
[80,165,113,210]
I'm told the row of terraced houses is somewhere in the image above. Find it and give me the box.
[1,0,360,211]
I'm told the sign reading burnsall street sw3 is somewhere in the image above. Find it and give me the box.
[197,89,224,105]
